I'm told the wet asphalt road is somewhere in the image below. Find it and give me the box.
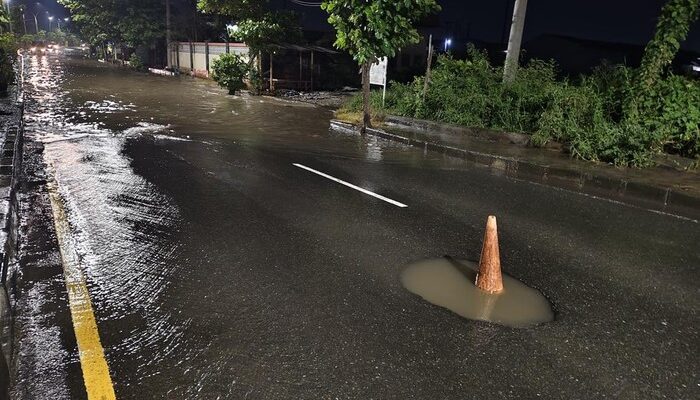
[9,55,700,399]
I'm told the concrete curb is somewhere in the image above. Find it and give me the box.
[330,119,700,222]
[148,68,177,77]
[0,65,24,399]
[385,114,563,149]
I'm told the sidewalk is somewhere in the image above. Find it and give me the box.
[330,116,700,221]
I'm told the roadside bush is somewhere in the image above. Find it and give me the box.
[128,53,144,71]
[418,50,500,128]
[18,34,35,48]
[642,74,700,157]
[386,50,560,134]
[339,47,700,167]
[211,53,250,95]
[535,85,656,166]
[342,87,388,114]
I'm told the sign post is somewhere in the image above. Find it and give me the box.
[369,57,388,107]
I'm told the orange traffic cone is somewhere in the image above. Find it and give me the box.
[475,215,504,294]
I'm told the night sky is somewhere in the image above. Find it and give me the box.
[285,0,700,52]
[20,0,700,52]
[437,0,700,51]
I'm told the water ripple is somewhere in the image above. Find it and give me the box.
[22,54,191,373]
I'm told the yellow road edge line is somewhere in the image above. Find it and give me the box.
[47,176,117,400]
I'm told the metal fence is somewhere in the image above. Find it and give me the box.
[170,42,249,78]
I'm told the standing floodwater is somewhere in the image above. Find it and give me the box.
[401,258,554,327]
[11,54,700,400]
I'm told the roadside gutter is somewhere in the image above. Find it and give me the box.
[0,61,25,398]
[330,117,700,222]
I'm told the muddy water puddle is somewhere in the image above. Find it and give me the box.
[401,257,554,328]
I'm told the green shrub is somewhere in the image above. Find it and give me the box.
[339,43,700,167]
[211,53,250,95]
[341,88,389,116]
[645,74,700,157]
[387,51,560,134]
[128,53,144,71]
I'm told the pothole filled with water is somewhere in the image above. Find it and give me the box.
[401,257,554,328]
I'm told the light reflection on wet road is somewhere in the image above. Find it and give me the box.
[11,55,700,399]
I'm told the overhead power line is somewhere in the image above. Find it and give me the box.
[289,0,323,7]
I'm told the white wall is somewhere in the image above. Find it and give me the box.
[170,42,250,77]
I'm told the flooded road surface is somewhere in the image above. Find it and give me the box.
[10,55,700,399]
[400,258,554,328]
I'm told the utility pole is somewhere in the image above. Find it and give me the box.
[32,13,38,33]
[423,34,433,100]
[192,3,198,42]
[166,0,172,68]
[503,0,528,84]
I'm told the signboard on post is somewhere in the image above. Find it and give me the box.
[369,57,388,106]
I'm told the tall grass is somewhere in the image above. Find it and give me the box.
[341,47,700,167]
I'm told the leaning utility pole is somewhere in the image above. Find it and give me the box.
[423,34,434,100]
[503,0,528,84]
[166,0,172,68]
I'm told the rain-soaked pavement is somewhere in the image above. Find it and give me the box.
[8,54,700,399]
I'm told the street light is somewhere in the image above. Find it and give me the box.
[30,12,39,33]
[29,1,43,33]
[57,16,68,31]
[444,38,452,52]
[48,15,53,31]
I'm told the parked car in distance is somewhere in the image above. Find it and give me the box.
[28,42,47,55]
[46,44,63,54]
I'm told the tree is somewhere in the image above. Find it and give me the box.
[59,0,164,60]
[197,0,300,92]
[321,0,440,133]
[59,0,121,47]
[197,0,267,18]
[637,0,699,90]
[0,6,10,34]
[625,0,699,131]
[0,33,16,94]
[117,0,165,48]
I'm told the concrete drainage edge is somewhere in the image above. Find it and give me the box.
[0,80,24,398]
[329,119,700,222]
